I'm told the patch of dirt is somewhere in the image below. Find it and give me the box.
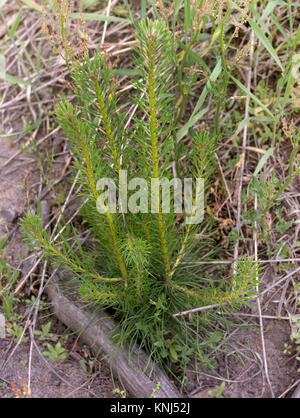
[0,338,117,398]
[219,322,298,397]
[187,307,299,398]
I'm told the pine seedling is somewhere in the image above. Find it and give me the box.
[22,18,260,369]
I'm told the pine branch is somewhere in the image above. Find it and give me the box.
[55,100,128,287]
[22,214,122,283]
[136,20,174,281]
[171,257,260,304]
[93,78,122,174]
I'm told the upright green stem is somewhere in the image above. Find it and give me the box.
[91,79,129,285]
[94,81,121,173]
[75,129,128,288]
[169,172,203,279]
[147,36,171,281]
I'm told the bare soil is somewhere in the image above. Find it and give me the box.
[188,317,299,398]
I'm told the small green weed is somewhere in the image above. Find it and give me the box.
[6,322,26,343]
[42,341,68,362]
[208,382,226,398]
[34,321,58,342]
[112,387,126,398]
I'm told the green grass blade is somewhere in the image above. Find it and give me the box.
[232,116,273,139]
[176,107,209,141]
[253,147,275,177]
[174,0,184,15]
[184,0,192,31]
[248,16,283,71]
[0,71,30,85]
[176,58,222,141]
[80,0,102,10]
[8,8,22,37]
[270,13,290,41]
[192,58,222,117]
[141,0,146,20]
[71,12,128,22]
[259,0,286,23]
[20,0,43,12]
[230,74,276,121]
